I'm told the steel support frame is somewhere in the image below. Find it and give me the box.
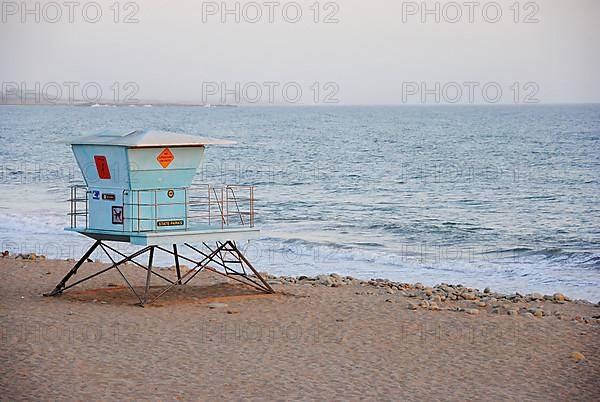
[45,240,274,307]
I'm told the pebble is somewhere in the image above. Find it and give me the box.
[206,302,228,309]
[464,308,479,315]
[484,287,491,294]
[570,351,585,362]
[407,302,418,310]
[478,302,487,307]
[461,293,476,300]
[424,287,433,296]
[507,309,518,316]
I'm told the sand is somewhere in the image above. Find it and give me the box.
[1,257,599,401]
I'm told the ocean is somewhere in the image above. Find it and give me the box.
[1,104,599,301]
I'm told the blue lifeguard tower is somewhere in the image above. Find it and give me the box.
[46,129,273,305]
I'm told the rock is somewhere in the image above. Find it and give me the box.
[414,282,424,290]
[461,293,476,300]
[534,309,544,318]
[507,309,518,316]
[424,287,433,296]
[570,352,585,362]
[553,293,565,302]
[464,308,479,315]
[206,302,228,309]
[385,298,393,303]
[418,300,429,308]
[107,283,118,287]
[386,289,395,294]
[428,302,439,311]
[484,287,491,294]
[521,312,535,318]
[316,275,333,286]
[407,302,418,310]
[530,292,544,301]
[478,302,487,308]
[430,295,442,304]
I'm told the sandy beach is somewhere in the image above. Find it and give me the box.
[1,257,599,401]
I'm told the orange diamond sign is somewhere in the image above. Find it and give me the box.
[157,148,174,168]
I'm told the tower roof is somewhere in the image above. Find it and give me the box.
[69,129,236,148]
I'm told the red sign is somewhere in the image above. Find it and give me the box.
[94,155,111,179]
[157,148,174,168]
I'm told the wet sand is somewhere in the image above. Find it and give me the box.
[1,257,599,401]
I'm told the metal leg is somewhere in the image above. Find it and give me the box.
[182,241,274,294]
[101,242,175,285]
[44,240,101,296]
[53,246,152,294]
[173,244,182,285]
[229,241,274,293]
[141,246,155,306]
[147,242,230,304]
[99,243,143,305]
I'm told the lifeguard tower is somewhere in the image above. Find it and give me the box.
[46,129,273,306]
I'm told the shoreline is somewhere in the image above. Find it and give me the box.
[9,252,600,306]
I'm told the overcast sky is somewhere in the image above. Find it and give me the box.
[1,0,599,105]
